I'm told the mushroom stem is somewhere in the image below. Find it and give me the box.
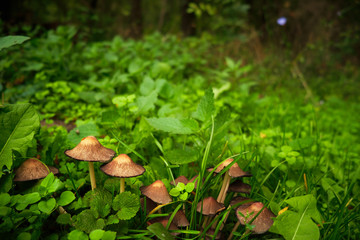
[88,162,97,190]
[202,216,209,228]
[227,221,240,240]
[120,178,125,193]
[217,171,231,204]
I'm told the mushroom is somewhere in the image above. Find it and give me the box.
[197,196,225,228]
[212,159,252,204]
[14,158,59,181]
[228,202,275,239]
[140,197,158,214]
[171,176,189,185]
[65,136,115,190]
[140,180,172,205]
[228,180,251,195]
[171,210,190,227]
[100,154,145,193]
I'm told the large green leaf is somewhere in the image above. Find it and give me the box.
[270,210,320,240]
[112,192,139,220]
[147,222,175,240]
[192,88,215,121]
[165,146,199,164]
[146,117,199,134]
[0,104,40,177]
[285,194,322,224]
[0,36,30,51]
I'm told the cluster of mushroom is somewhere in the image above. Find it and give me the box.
[64,136,146,193]
[195,158,275,239]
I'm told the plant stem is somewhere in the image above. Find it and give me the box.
[227,221,240,240]
[221,172,231,203]
[88,162,96,190]
[120,178,125,193]
[217,171,231,203]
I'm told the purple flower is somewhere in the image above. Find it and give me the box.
[277,17,287,26]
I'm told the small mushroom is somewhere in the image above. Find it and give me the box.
[140,180,172,205]
[171,176,189,185]
[100,154,145,193]
[235,202,275,234]
[228,180,251,195]
[197,196,225,216]
[65,136,115,190]
[14,158,58,182]
[171,210,190,227]
[140,197,157,214]
[213,159,252,203]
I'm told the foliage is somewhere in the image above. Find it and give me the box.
[0,26,358,240]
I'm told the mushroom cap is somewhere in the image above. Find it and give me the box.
[14,158,53,181]
[228,180,251,194]
[64,136,115,162]
[230,196,253,206]
[100,154,145,178]
[201,227,221,240]
[214,159,252,178]
[196,196,225,216]
[236,202,275,234]
[172,210,190,227]
[48,166,59,175]
[189,175,200,189]
[171,176,189,185]
[140,197,157,214]
[149,219,180,235]
[140,180,172,204]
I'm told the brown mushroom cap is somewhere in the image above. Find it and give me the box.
[236,202,275,234]
[140,197,158,214]
[230,196,253,206]
[196,196,225,216]
[172,210,190,227]
[100,154,145,178]
[228,180,252,194]
[171,176,189,185]
[64,136,115,162]
[14,158,55,181]
[214,159,252,178]
[140,180,172,204]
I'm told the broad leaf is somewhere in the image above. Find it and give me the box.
[285,194,322,224]
[38,198,56,214]
[165,146,199,164]
[147,222,175,240]
[270,210,320,240]
[0,36,30,51]
[146,118,199,134]
[136,91,158,114]
[192,88,215,121]
[57,191,76,206]
[67,121,100,145]
[112,192,139,220]
[74,209,105,233]
[0,104,40,177]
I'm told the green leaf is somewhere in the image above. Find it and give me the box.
[0,206,12,216]
[57,191,76,206]
[0,193,11,206]
[136,91,158,114]
[68,230,89,240]
[179,192,188,201]
[281,146,292,153]
[88,188,112,218]
[0,104,40,177]
[16,232,31,240]
[56,213,72,225]
[18,192,41,205]
[89,229,105,240]
[146,118,199,134]
[67,121,100,145]
[285,194,322,224]
[270,210,320,240]
[165,146,199,164]
[0,36,30,51]
[101,231,116,240]
[147,222,175,240]
[289,137,314,150]
[112,192,140,220]
[176,182,185,191]
[140,76,155,96]
[38,198,56,214]
[192,89,215,121]
[185,182,195,193]
[74,209,104,234]
[169,188,180,197]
